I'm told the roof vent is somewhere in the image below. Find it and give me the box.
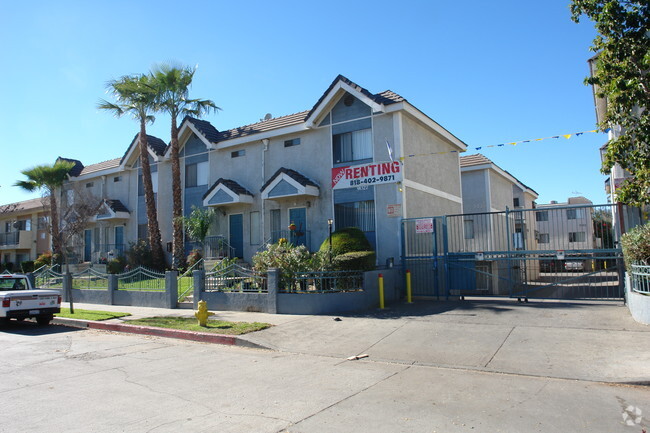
[550,200,558,204]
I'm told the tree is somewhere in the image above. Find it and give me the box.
[179,206,215,253]
[571,1,650,205]
[98,74,166,269]
[151,63,220,270]
[14,160,75,256]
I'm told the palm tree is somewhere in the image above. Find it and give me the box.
[151,63,220,270]
[14,160,75,257]
[98,74,166,269]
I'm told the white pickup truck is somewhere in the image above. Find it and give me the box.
[0,274,61,326]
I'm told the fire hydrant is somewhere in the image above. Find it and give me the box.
[195,300,215,327]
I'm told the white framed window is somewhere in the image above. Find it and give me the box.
[185,161,208,187]
[538,233,550,243]
[333,128,372,163]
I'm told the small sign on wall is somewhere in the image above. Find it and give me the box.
[386,204,401,218]
[476,252,484,261]
[415,218,434,234]
[556,250,565,260]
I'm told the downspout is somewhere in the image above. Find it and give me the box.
[261,139,270,244]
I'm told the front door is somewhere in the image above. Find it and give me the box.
[84,229,92,262]
[114,226,124,256]
[289,208,307,247]
[229,214,244,258]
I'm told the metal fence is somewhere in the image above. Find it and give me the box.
[185,236,234,259]
[630,264,650,295]
[117,266,166,291]
[178,259,204,301]
[402,203,629,300]
[206,264,267,293]
[72,267,109,290]
[280,271,363,293]
[33,266,64,289]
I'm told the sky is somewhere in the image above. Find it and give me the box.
[0,0,608,207]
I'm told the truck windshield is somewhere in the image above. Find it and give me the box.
[0,278,26,291]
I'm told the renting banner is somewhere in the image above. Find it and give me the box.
[332,161,402,190]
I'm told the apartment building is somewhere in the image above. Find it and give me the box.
[0,198,50,268]
[57,75,467,266]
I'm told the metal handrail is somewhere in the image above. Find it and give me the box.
[630,264,650,295]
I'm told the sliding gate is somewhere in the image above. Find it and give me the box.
[402,203,635,300]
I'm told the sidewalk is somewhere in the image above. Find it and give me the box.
[55,298,650,385]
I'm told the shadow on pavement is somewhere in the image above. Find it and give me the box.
[346,298,625,320]
[0,320,81,336]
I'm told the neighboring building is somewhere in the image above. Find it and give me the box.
[534,196,596,252]
[588,55,646,236]
[456,153,539,253]
[448,154,539,294]
[57,75,467,267]
[0,198,50,268]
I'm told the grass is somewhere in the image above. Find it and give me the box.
[55,308,132,321]
[125,316,271,335]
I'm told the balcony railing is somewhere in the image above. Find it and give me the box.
[185,236,234,259]
[0,232,19,246]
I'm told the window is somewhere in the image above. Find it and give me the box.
[566,208,585,220]
[138,172,159,196]
[513,198,520,207]
[569,232,586,243]
[464,220,474,239]
[535,211,548,222]
[16,219,31,231]
[250,211,260,244]
[113,176,122,182]
[284,138,301,147]
[231,150,245,158]
[138,224,148,241]
[85,182,94,188]
[185,161,208,188]
[333,128,372,163]
[37,216,48,229]
[334,200,375,245]
[538,233,550,243]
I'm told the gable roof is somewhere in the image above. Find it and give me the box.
[56,157,85,177]
[120,133,168,165]
[305,74,406,126]
[460,154,538,196]
[202,178,254,201]
[185,116,221,143]
[260,167,319,193]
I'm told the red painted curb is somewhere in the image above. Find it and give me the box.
[87,322,238,346]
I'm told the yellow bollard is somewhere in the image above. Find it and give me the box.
[406,270,413,303]
[378,273,385,309]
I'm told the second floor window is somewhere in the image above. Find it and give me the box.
[333,128,372,164]
[185,162,208,188]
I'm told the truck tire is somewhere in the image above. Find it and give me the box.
[36,315,53,326]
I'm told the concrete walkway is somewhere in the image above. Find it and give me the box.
[59,298,650,385]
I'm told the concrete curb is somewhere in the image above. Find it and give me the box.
[52,317,271,350]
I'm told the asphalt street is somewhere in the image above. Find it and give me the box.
[1,299,649,432]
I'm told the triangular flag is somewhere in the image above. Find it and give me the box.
[563,134,571,139]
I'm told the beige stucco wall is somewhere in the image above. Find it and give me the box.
[400,113,462,218]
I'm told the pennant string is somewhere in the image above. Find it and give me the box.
[400,128,605,161]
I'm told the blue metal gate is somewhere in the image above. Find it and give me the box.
[402,203,641,301]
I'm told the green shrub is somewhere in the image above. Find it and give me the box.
[107,256,127,274]
[126,239,153,268]
[253,242,317,288]
[34,251,52,269]
[20,261,35,273]
[332,251,376,271]
[319,227,373,256]
[621,222,650,267]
